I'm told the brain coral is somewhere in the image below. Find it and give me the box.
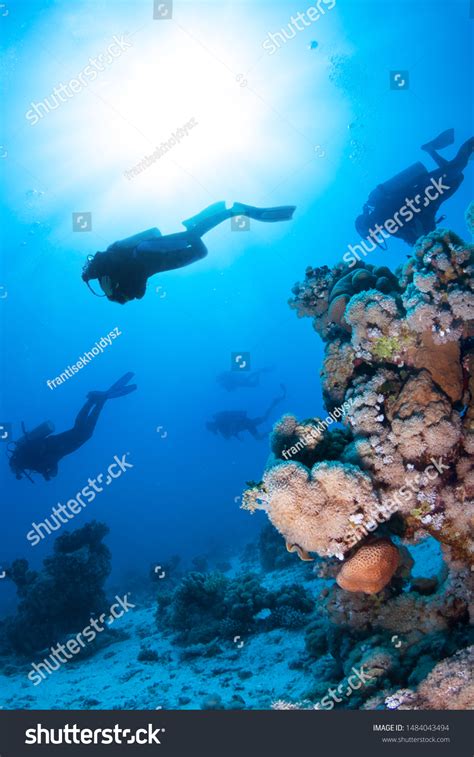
[336,538,400,594]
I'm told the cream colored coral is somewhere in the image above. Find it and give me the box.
[250,461,382,559]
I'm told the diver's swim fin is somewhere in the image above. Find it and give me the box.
[106,371,137,398]
[182,202,227,231]
[88,372,137,402]
[231,203,296,222]
[107,384,137,398]
[421,129,455,152]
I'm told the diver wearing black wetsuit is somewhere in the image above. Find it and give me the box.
[82,202,296,304]
[356,130,474,246]
[206,385,286,440]
[8,373,136,481]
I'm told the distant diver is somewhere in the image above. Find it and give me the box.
[206,384,286,440]
[217,366,275,392]
[355,129,474,246]
[82,202,296,304]
[8,373,136,482]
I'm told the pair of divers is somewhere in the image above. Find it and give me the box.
[216,366,275,392]
[8,373,136,482]
[356,129,474,246]
[10,203,295,481]
[82,202,296,304]
[80,132,473,307]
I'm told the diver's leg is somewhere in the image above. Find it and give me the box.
[182,202,296,237]
[182,202,235,236]
[247,425,266,441]
[137,235,209,275]
[42,430,84,460]
[424,148,449,169]
[73,398,95,428]
[421,129,455,167]
[449,137,474,173]
[252,385,287,427]
[52,398,106,458]
[75,399,106,438]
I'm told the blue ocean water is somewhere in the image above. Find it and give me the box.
[0,0,472,710]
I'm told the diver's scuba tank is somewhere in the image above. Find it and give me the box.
[357,161,431,241]
[367,162,429,210]
[15,421,55,447]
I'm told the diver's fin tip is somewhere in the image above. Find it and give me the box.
[422,128,455,152]
[104,372,137,399]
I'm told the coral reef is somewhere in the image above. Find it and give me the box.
[243,227,473,567]
[388,645,474,710]
[156,570,313,645]
[241,226,473,710]
[1,521,111,654]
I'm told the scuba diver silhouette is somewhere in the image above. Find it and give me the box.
[216,366,275,392]
[8,373,136,482]
[206,385,286,440]
[82,201,296,304]
[356,129,474,246]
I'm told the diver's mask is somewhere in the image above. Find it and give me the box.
[99,275,131,303]
[7,445,35,483]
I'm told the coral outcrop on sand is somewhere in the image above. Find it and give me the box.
[156,570,313,646]
[242,226,473,709]
[0,521,112,654]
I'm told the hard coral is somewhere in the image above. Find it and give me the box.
[394,646,474,710]
[2,521,111,654]
[157,569,313,645]
[246,226,473,569]
[336,538,400,594]
[243,461,382,559]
